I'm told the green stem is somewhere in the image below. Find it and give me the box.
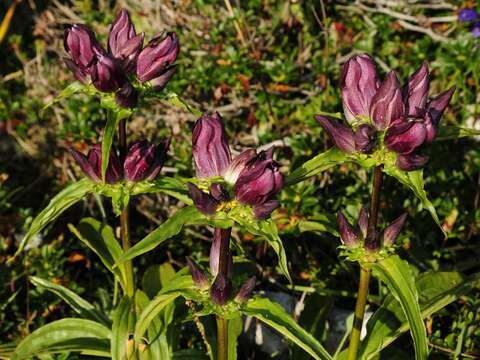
[347,165,383,360]
[118,118,134,298]
[216,315,228,360]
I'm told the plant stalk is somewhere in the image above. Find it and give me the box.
[216,227,231,360]
[118,118,135,298]
[347,165,383,360]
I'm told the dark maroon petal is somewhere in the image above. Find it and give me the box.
[427,87,455,126]
[192,112,231,178]
[90,53,124,92]
[124,140,156,181]
[358,206,369,239]
[209,183,230,202]
[209,228,232,276]
[136,32,179,82]
[145,138,170,181]
[315,115,355,153]
[341,54,379,123]
[64,24,100,71]
[337,212,359,247]
[396,152,429,171]
[210,273,233,306]
[115,82,138,109]
[87,144,122,184]
[253,200,280,219]
[354,124,377,153]
[108,9,137,57]
[369,71,404,130]
[150,66,176,91]
[63,58,88,83]
[382,213,407,246]
[69,147,101,182]
[404,62,430,117]
[187,183,218,215]
[224,149,257,184]
[236,276,256,303]
[186,258,209,290]
[385,121,427,154]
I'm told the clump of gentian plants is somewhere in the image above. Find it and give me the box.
[8,8,480,360]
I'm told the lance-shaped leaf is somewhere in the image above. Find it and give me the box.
[382,164,444,235]
[368,255,429,360]
[12,319,111,359]
[242,297,332,360]
[355,271,480,360]
[117,206,203,264]
[228,315,243,360]
[112,296,135,360]
[131,176,192,204]
[14,178,95,258]
[435,125,480,141]
[30,276,110,326]
[286,148,348,186]
[42,81,86,111]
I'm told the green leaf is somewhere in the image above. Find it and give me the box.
[286,148,347,186]
[357,271,480,360]
[142,262,177,298]
[163,92,202,116]
[112,296,135,360]
[12,318,111,359]
[30,276,110,326]
[195,316,217,360]
[242,297,332,360]
[117,206,203,264]
[131,177,192,205]
[228,315,243,360]
[382,165,443,234]
[234,217,292,284]
[42,81,85,111]
[68,217,127,288]
[436,125,480,141]
[101,108,132,181]
[369,256,428,360]
[14,179,95,258]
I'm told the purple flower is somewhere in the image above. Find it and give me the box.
[382,213,407,246]
[224,149,256,184]
[341,54,379,123]
[472,23,480,37]
[236,276,256,303]
[64,24,100,72]
[187,183,219,215]
[234,148,283,207]
[396,152,429,171]
[108,9,144,72]
[369,71,404,130]
[69,143,122,184]
[192,112,231,178]
[254,200,280,220]
[210,273,233,306]
[123,139,169,182]
[354,124,376,153]
[90,52,125,92]
[403,62,430,117]
[337,212,360,247]
[115,83,138,108]
[136,32,179,83]
[209,228,232,277]
[186,258,209,290]
[150,66,177,91]
[458,8,479,22]
[315,115,355,153]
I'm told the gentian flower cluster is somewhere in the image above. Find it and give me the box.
[64,9,179,108]
[316,55,454,171]
[187,112,283,220]
[338,207,407,252]
[458,8,480,38]
[187,228,256,306]
[70,139,169,184]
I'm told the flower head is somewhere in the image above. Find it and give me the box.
[123,139,169,182]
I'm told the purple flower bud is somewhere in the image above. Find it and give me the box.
[341,54,379,123]
[64,24,99,72]
[315,115,355,153]
[108,9,143,72]
[427,87,455,128]
[404,62,430,117]
[384,119,427,155]
[186,258,209,290]
[115,82,138,108]
[234,148,283,206]
[69,144,122,184]
[337,212,359,247]
[210,273,233,306]
[358,207,369,239]
[369,71,404,130]
[236,276,256,303]
[209,183,230,202]
[396,152,429,171]
[209,228,232,277]
[136,32,179,82]
[187,183,218,215]
[63,58,88,84]
[382,213,407,246]
[458,8,479,22]
[150,66,177,91]
[254,199,280,220]
[124,139,169,182]
[224,149,257,185]
[354,124,377,153]
[192,112,231,178]
[90,53,124,92]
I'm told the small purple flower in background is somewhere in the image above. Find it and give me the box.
[458,8,479,22]
[316,54,454,171]
[472,23,480,38]
[69,143,122,184]
[63,8,179,108]
[189,112,283,219]
[123,139,170,182]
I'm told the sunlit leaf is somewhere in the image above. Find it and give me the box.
[131,177,192,205]
[42,81,86,111]
[112,296,135,360]
[242,297,332,360]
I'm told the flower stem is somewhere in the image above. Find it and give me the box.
[118,118,134,297]
[347,165,383,360]
[216,227,231,360]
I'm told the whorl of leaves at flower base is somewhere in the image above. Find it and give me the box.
[63,8,179,108]
[316,54,454,171]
